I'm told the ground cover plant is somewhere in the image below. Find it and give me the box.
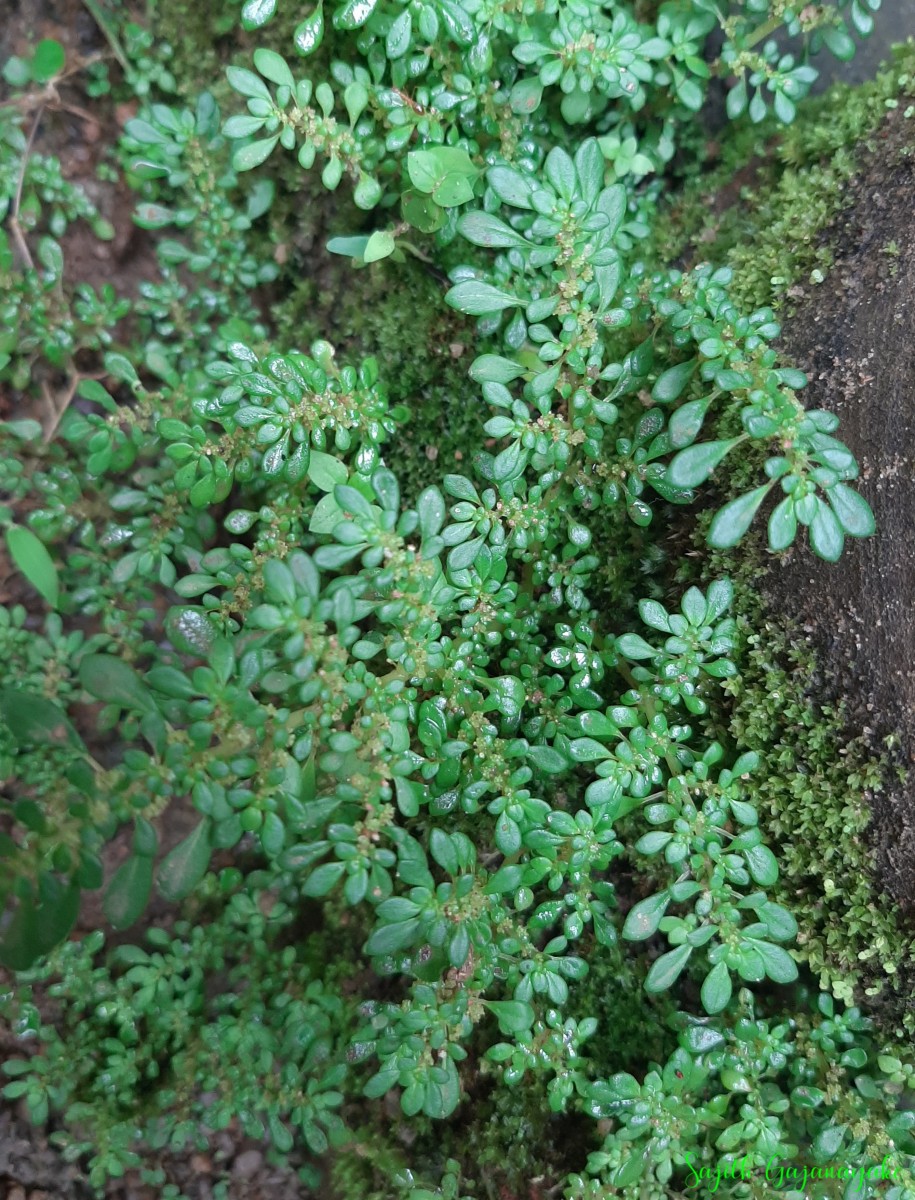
[3,1,915,1197]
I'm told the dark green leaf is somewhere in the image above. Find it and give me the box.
[651,360,696,404]
[303,861,346,896]
[0,689,80,748]
[744,843,778,887]
[813,1123,847,1160]
[104,854,154,930]
[158,820,213,902]
[700,961,732,1014]
[294,5,325,54]
[333,0,378,30]
[809,496,845,562]
[484,1000,535,1034]
[79,655,158,715]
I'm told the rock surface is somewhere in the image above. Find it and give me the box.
[813,7,915,93]
[765,103,915,907]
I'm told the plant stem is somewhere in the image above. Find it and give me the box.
[80,0,132,78]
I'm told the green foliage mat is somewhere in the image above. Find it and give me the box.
[2,1,915,1197]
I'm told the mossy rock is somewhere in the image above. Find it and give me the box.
[665,48,915,1032]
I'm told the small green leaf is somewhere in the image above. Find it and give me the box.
[307,450,348,491]
[0,900,42,970]
[364,918,420,956]
[294,4,325,54]
[5,525,59,608]
[645,944,692,993]
[333,0,378,29]
[701,961,732,1014]
[407,146,476,194]
[744,843,779,887]
[327,235,371,259]
[233,136,280,172]
[363,230,396,262]
[827,482,875,538]
[344,80,369,124]
[79,655,158,715]
[165,608,218,656]
[753,939,799,984]
[253,49,295,89]
[354,174,382,209]
[226,65,273,100]
[667,438,741,488]
[509,76,543,115]
[445,280,518,316]
[417,487,445,540]
[386,9,412,57]
[707,484,772,548]
[809,497,845,562]
[526,745,568,774]
[0,689,80,748]
[303,861,346,896]
[623,892,670,941]
[241,0,277,29]
[32,39,65,82]
[427,170,470,205]
[651,360,696,404]
[469,355,526,384]
[767,495,797,552]
[458,211,526,248]
[813,1123,847,1160]
[2,56,31,88]
[757,901,798,943]
[158,819,213,902]
[484,1000,536,1034]
[617,633,656,661]
[104,854,154,930]
[668,396,712,449]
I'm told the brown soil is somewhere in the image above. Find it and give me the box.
[762,104,915,908]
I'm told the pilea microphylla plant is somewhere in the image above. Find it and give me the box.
[2,1,913,1198]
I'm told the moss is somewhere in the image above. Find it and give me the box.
[720,554,903,1007]
[149,0,329,102]
[653,41,915,313]
[272,253,485,501]
[567,940,677,1073]
[148,0,237,101]
[328,1129,418,1200]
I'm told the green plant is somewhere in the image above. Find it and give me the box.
[2,5,913,1200]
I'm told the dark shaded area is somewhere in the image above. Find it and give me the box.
[765,104,915,908]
